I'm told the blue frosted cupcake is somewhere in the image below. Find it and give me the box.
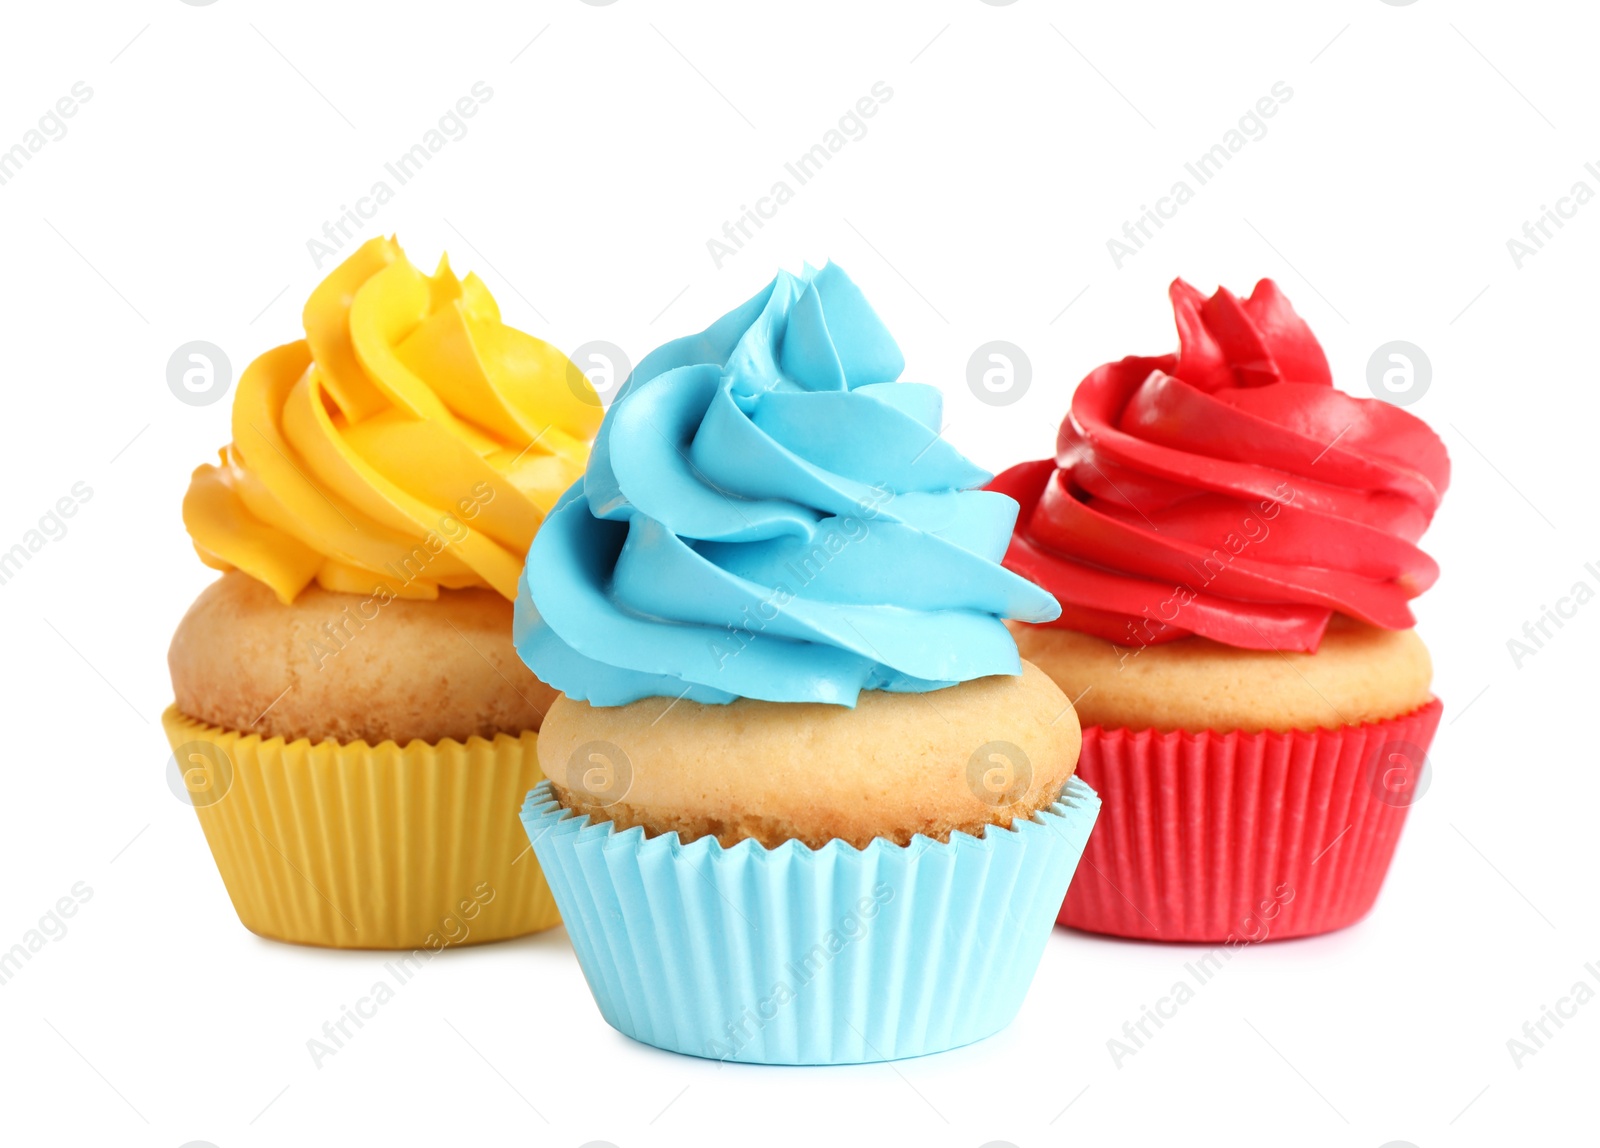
[515,263,1100,1064]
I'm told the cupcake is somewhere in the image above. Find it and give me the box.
[164,235,601,949]
[991,278,1448,942]
[514,263,1101,1064]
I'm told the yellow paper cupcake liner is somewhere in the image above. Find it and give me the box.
[163,706,561,949]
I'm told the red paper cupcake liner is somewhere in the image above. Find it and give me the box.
[1058,698,1442,942]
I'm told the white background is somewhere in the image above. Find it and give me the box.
[0,1,1592,1145]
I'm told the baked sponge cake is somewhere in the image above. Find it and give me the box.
[163,236,599,949]
[991,277,1449,942]
[515,263,1100,1064]
[539,661,1079,849]
[171,573,552,745]
[1014,613,1433,735]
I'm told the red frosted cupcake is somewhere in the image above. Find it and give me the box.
[991,278,1449,942]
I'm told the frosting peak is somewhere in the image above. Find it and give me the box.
[184,237,601,603]
[992,278,1450,652]
[515,262,1060,706]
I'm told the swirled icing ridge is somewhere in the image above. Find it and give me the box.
[183,236,600,602]
[515,262,1060,706]
[991,278,1450,652]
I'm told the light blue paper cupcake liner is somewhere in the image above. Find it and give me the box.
[521,777,1100,1065]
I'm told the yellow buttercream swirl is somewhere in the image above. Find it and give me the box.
[184,236,601,603]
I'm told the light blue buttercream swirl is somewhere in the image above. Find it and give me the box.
[513,262,1061,706]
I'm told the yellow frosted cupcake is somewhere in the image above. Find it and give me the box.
[164,235,601,949]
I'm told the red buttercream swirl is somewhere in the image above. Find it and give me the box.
[991,279,1449,652]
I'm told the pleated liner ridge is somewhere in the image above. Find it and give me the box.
[522,776,1101,1065]
[1059,698,1443,943]
[163,706,562,949]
